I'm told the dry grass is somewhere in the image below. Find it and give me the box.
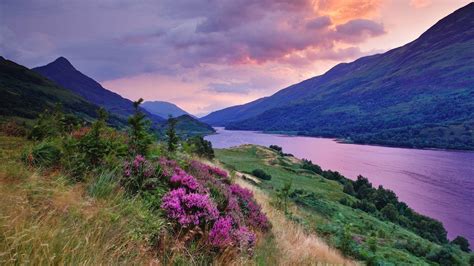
[0,175,157,265]
[235,177,356,266]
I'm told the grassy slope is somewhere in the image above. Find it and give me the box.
[0,135,163,264]
[216,145,471,265]
[0,134,352,265]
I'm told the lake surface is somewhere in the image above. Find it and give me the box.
[206,127,474,243]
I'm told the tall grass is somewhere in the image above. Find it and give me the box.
[235,178,355,265]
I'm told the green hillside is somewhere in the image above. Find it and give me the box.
[216,145,473,264]
[0,56,126,127]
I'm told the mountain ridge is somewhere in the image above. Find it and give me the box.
[201,3,474,150]
[33,57,165,124]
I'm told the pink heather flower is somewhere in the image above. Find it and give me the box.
[209,216,234,247]
[170,168,200,192]
[161,188,219,226]
[234,226,256,254]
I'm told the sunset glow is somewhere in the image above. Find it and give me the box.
[1,0,470,115]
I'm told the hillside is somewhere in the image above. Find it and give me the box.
[216,145,473,264]
[142,100,190,118]
[160,114,216,138]
[202,3,474,150]
[0,56,125,126]
[33,57,164,125]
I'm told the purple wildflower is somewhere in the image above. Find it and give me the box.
[161,188,219,226]
[209,216,234,247]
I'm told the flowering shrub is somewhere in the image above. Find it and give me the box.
[122,155,156,193]
[234,226,256,254]
[170,168,201,192]
[209,216,234,247]
[229,184,270,231]
[161,188,219,226]
[157,159,269,255]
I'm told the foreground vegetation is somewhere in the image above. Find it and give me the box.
[216,145,473,265]
[0,102,350,265]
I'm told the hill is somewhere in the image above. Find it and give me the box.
[216,144,473,264]
[142,101,190,118]
[33,57,164,125]
[202,3,474,150]
[0,56,125,126]
[160,114,215,138]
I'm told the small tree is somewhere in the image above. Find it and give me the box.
[277,179,292,213]
[128,98,153,156]
[166,116,179,153]
[343,182,356,196]
[451,236,471,252]
[186,136,214,159]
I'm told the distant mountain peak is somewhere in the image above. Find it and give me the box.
[48,56,75,69]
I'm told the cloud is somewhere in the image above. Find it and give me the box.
[410,0,432,8]
[1,0,389,114]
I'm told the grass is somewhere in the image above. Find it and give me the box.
[216,145,472,265]
[0,135,163,265]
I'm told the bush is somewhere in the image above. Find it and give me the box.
[301,159,322,174]
[23,141,61,168]
[269,145,282,155]
[0,120,27,137]
[426,245,463,265]
[186,136,214,159]
[450,236,470,252]
[252,169,272,180]
[343,182,355,196]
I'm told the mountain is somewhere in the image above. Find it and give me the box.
[142,101,190,118]
[201,3,474,150]
[33,57,164,124]
[160,114,215,138]
[0,56,127,126]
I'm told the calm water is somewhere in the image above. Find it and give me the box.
[206,128,474,243]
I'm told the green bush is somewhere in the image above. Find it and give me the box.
[252,169,272,180]
[23,141,61,168]
[186,136,214,159]
[451,236,471,252]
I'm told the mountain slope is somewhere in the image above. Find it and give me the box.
[0,56,126,125]
[202,3,474,150]
[142,101,190,118]
[33,57,164,124]
[159,114,215,138]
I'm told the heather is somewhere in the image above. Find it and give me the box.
[1,100,270,264]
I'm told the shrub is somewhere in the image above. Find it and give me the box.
[23,141,61,168]
[128,99,153,156]
[166,116,179,153]
[451,236,470,252]
[426,245,462,265]
[269,145,282,154]
[343,182,356,196]
[161,188,219,226]
[0,120,27,137]
[186,136,214,159]
[301,159,322,174]
[122,155,156,193]
[209,216,234,247]
[252,169,272,180]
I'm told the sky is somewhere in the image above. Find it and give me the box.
[0,0,470,116]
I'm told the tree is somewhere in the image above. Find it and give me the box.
[276,179,292,213]
[381,203,399,222]
[186,136,214,159]
[343,182,355,196]
[451,236,471,252]
[128,98,153,156]
[166,116,179,153]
